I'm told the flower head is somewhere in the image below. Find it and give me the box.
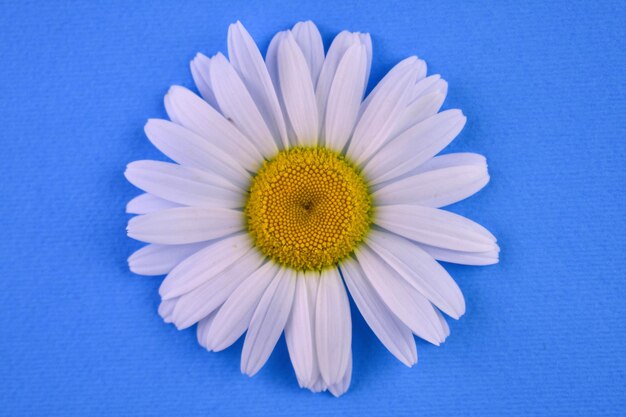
[126,20,499,396]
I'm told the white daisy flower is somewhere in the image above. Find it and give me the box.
[126,20,499,397]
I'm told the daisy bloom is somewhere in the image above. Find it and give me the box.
[126,20,499,397]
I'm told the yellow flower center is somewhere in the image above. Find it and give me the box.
[245,147,372,271]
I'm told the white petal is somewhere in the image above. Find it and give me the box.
[227,21,288,149]
[364,110,467,185]
[197,310,218,350]
[410,74,448,102]
[241,268,296,376]
[367,230,465,318]
[127,207,243,245]
[285,271,321,389]
[264,31,283,90]
[316,31,369,143]
[207,261,280,352]
[390,92,446,139]
[316,268,351,387]
[355,246,447,344]
[164,85,263,171]
[304,272,325,392]
[158,233,250,299]
[341,257,417,366]
[309,377,327,394]
[291,21,324,88]
[434,308,450,341]
[372,164,489,208]
[277,32,319,146]
[418,243,500,266]
[327,354,352,398]
[375,204,497,253]
[380,152,487,185]
[171,248,264,329]
[306,273,327,392]
[209,53,278,158]
[412,152,486,173]
[359,33,373,91]
[265,31,298,145]
[324,44,367,153]
[346,57,420,164]
[144,119,250,189]
[158,298,177,323]
[128,242,209,276]
[125,161,244,209]
[126,193,181,214]
[190,53,221,112]
[357,57,422,121]
[415,60,428,83]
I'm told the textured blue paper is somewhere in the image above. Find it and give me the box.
[1,1,624,415]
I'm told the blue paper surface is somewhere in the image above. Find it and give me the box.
[1,1,624,415]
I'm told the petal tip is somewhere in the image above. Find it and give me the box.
[143,118,160,134]
[328,384,348,398]
[192,52,209,64]
[167,85,184,96]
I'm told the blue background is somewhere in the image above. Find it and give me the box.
[1,1,624,415]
